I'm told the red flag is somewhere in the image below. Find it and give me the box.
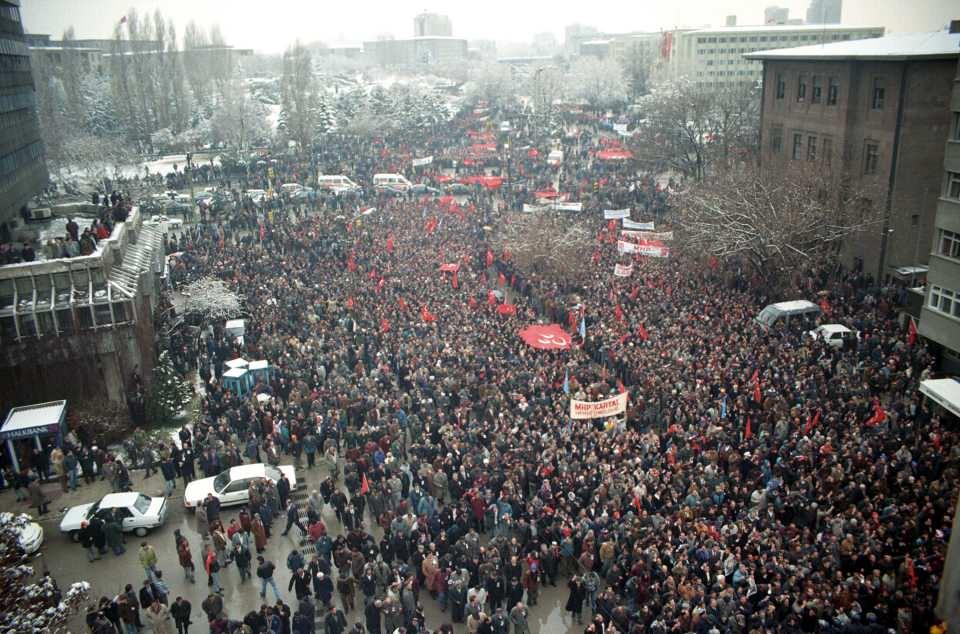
[708,255,719,270]
[425,217,438,235]
[614,304,624,323]
[451,271,459,289]
[616,379,626,394]
[607,220,616,232]
[744,416,753,440]
[386,234,395,253]
[592,250,601,265]
[751,369,762,403]
[633,494,642,514]
[907,317,917,345]
[498,272,506,286]
[804,409,821,435]
[398,297,407,312]
[347,250,357,272]
[502,249,511,261]
[368,268,378,280]
[865,399,886,426]
[360,473,370,495]
[637,323,649,341]
[497,303,517,316]
[629,285,639,301]
[346,297,355,310]
[486,249,494,267]
[421,305,437,323]
[819,297,832,315]
[617,333,630,345]
[259,224,266,242]
[468,296,478,309]
[377,278,386,293]
[380,318,391,333]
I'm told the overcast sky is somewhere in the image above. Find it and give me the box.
[21,0,959,53]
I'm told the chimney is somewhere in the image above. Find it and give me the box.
[726,15,737,26]
[949,19,960,34]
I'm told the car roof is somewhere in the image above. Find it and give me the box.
[100,492,142,508]
[229,463,270,479]
[818,324,853,334]
[770,300,819,312]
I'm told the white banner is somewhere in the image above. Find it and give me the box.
[621,230,674,241]
[604,209,630,220]
[551,202,583,212]
[612,123,629,136]
[614,263,633,277]
[617,240,636,254]
[412,156,433,167]
[634,244,671,258]
[622,218,655,230]
[570,392,628,419]
[522,203,545,213]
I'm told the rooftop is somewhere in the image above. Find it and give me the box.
[690,23,881,34]
[745,30,960,60]
[0,400,66,434]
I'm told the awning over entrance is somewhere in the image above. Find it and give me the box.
[919,378,960,418]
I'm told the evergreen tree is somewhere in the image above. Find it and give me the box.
[145,351,193,427]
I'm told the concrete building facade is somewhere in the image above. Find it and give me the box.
[671,24,883,87]
[414,12,452,38]
[807,0,843,25]
[0,0,47,241]
[363,36,468,66]
[765,6,790,26]
[747,31,960,283]
[919,41,960,370]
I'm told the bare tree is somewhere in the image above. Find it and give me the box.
[181,277,244,321]
[466,62,517,107]
[493,212,595,283]
[677,165,881,288]
[568,56,627,112]
[527,65,564,138]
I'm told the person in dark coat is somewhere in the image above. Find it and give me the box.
[323,606,347,634]
[314,571,334,608]
[565,576,586,625]
[277,472,292,509]
[170,596,192,634]
[287,568,313,601]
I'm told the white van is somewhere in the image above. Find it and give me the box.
[280,183,304,194]
[317,175,360,194]
[755,300,821,329]
[373,173,412,193]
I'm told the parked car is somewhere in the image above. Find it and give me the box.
[59,492,168,541]
[17,517,43,554]
[183,463,296,510]
[755,300,821,329]
[410,183,440,196]
[807,324,860,349]
[444,183,472,195]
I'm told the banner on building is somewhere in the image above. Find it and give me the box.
[412,156,433,167]
[614,263,633,277]
[604,209,630,220]
[622,218,654,230]
[570,392,628,419]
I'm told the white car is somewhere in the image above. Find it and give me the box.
[807,324,860,349]
[59,492,168,541]
[183,463,296,510]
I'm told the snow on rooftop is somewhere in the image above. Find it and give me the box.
[746,30,960,60]
[1,401,66,434]
[691,23,881,33]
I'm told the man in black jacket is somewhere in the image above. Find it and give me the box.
[288,568,313,601]
[323,605,347,634]
[170,596,192,634]
[365,599,382,634]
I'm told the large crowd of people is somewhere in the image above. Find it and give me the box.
[70,106,957,634]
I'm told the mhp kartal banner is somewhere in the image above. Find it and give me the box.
[570,392,628,419]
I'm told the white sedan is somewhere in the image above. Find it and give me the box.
[59,492,168,541]
[183,463,296,510]
[807,324,860,349]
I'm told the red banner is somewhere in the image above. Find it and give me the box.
[518,324,572,350]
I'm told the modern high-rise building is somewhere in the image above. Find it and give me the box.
[806,0,842,24]
[414,12,452,37]
[765,6,790,25]
[747,30,960,283]
[0,0,47,242]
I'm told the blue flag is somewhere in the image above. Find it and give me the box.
[563,369,570,394]
[720,396,727,419]
[578,317,586,339]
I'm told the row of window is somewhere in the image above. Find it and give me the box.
[938,229,960,260]
[699,70,761,77]
[695,33,859,44]
[0,89,36,115]
[947,172,960,200]
[770,130,881,174]
[776,74,840,105]
[0,140,43,177]
[929,286,960,320]
[705,58,758,66]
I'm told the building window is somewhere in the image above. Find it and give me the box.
[822,137,832,165]
[864,143,880,175]
[771,127,783,153]
[948,172,960,199]
[797,74,807,102]
[811,76,822,103]
[872,77,886,110]
[938,229,960,259]
[807,135,817,161]
[827,77,839,105]
[792,133,803,160]
[775,74,785,99]
[929,286,960,318]
[952,112,960,141]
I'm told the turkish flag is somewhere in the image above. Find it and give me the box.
[865,399,886,426]
[360,473,370,495]
[487,290,497,306]
[614,305,624,323]
[637,323,649,341]
[629,285,639,301]
[347,251,357,272]
[819,297,832,315]
[498,272,506,286]
[377,278,385,293]
[617,379,627,394]
[486,249,494,267]
[468,296,478,309]
[451,271,459,289]
[346,297,355,310]
[497,303,517,316]
[398,297,407,312]
[421,305,437,323]
[386,234,395,253]
[425,217,438,235]
[744,416,753,440]
[592,250,601,265]
[380,318,391,333]
[804,409,821,435]
[907,317,917,345]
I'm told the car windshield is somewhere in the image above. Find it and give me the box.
[213,471,231,492]
[85,499,102,519]
[134,494,152,514]
[265,466,282,482]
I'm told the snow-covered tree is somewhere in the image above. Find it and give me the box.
[278,41,317,152]
[181,277,244,320]
[0,512,89,632]
[569,56,628,111]
[466,62,517,106]
[312,93,337,137]
[145,351,193,427]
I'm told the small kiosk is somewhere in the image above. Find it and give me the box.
[225,358,249,371]
[248,360,272,386]
[1,400,67,474]
[223,367,251,396]
[225,319,245,345]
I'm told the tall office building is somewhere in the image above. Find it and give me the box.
[764,6,790,25]
[414,12,452,37]
[806,0,842,24]
[0,0,47,242]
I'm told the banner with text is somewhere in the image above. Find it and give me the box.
[522,203,545,213]
[634,244,671,258]
[551,201,583,212]
[570,392,629,419]
[617,240,636,254]
[604,209,630,220]
[614,263,634,277]
[630,231,674,241]
[622,218,655,230]
[412,156,433,167]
